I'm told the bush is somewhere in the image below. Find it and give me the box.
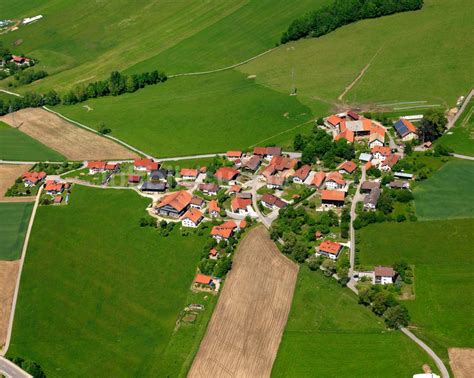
[307,255,321,271]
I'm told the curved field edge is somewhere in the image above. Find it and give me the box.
[272,267,435,377]
[6,186,211,377]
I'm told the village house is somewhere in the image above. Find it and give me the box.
[394,172,413,180]
[369,133,385,149]
[261,193,287,211]
[182,208,204,228]
[371,146,391,161]
[199,183,219,196]
[180,168,199,181]
[149,169,169,181]
[128,175,141,184]
[22,171,46,187]
[266,175,285,189]
[227,184,242,195]
[254,146,282,160]
[389,180,410,190]
[211,221,239,242]
[11,55,31,66]
[190,196,205,210]
[337,160,357,175]
[360,181,380,193]
[321,190,345,207]
[394,118,418,141]
[380,154,400,172]
[325,172,346,190]
[311,171,326,188]
[316,240,343,260]
[363,187,381,211]
[328,112,387,145]
[226,150,243,160]
[134,158,159,172]
[154,190,192,218]
[194,273,215,288]
[231,197,252,215]
[140,181,166,192]
[292,165,311,184]
[243,155,262,172]
[209,248,218,260]
[53,195,63,205]
[87,161,120,174]
[215,167,239,182]
[208,200,220,217]
[44,180,68,195]
[374,266,396,285]
[358,152,372,163]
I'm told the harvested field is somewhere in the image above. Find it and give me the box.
[449,348,474,378]
[0,164,34,202]
[0,260,20,349]
[0,108,138,161]
[189,226,298,378]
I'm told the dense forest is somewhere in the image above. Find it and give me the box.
[281,0,423,43]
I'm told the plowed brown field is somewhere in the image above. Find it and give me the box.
[0,260,20,348]
[449,348,474,378]
[0,108,138,160]
[189,226,298,378]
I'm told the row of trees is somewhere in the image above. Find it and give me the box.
[14,69,48,85]
[294,128,355,167]
[281,0,423,43]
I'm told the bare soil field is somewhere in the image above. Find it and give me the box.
[0,164,34,202]
[0,260,20,349]
[449,348,474,378]
[189,226,298,378]
[0,108,138,160]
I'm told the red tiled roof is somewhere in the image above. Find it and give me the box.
[183,208,203,224]
[375,266,395,277]
[335,129,355,143]
[195,274,212,285]
[361,118,373,131]
[54,195,63,204]
[134,158,159,171]
[215,167,239,181]
[227,184,242,193]
[155,190,192,212]
[293,165,311,181]
[44,180,65,192]
[371,146,391,156]
[128,175,140,183]
[208,200,220,213]
[347,110,360,120]
[327,171,345,185]
[327,115,343,126]
[267,175,285,186]
[311,171,326,187]
[364,161,373,170]
[209,248,218,256]
[87,161,107,170]
[253,147,267,156]
[338,161,357,174]
[190,196,204,206]
[382,154,400,168]
[226,150,242,158]
[401,118,417,133]
[269,156,298,171]
[105,163,119,170]
[319,240,342,255]
[370,124,386,137]
[22,171,46,184]
[321,190,345,202]
[180,168,198,178]
[261,193,287,208]
[211,221,238,239]
[231,197,251,212]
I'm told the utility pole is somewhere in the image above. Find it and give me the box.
[288,46,297,96]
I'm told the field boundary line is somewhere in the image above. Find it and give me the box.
[1,186,42,357]
[447,88,473,129]
[168,48,274,78]
[248,119,314,148]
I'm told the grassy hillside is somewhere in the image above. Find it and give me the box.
[357,219,474,365]
[238,0,473,111]
[54,70,319,157]
[414,160,474,220]
[7,186,210,377]
[272,267,433,377]
[0,202,33,260]
[0,121,65,161]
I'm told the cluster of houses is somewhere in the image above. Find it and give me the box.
[20,170,69,204]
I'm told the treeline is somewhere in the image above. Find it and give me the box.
[0,69,167,115]
[281,0,424,44]
[14,69,48,84]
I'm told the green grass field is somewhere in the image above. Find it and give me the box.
[414,160,474,220]
[7,186,211,377]
[54,70,319,157]
[238,0,473,111]
[0,202,33,260]
[437,100,474,156]
[0,121,65,161]
[357,219,474,366]
[272,267,434,377]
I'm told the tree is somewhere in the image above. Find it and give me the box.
[198,259,217,275]
[43,90,61,106]
[125,75,138,93]
[377,191,393,214]
[395,190,413,203]
[293,242,309,263]
[372,292,389,316]
[62,90,78,105]
[213,256,232,277]
[384,305,410,329]
[98,122,111,135]
[418,109,447,142]
[108,71,125,96]
[404,142,413,155]
[167,175,176,189]
[307,255,321,270]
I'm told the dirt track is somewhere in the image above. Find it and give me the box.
[449,348,474,378]
[189,226,298,378]
[0,164,35,202]
[0,108,138,160]
[0,260,20,349]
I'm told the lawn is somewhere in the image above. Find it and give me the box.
[0,121,65,161]
[7,186,211,377]
[357,219,474,366]
[54,70,318,157]
[238,0,473,112]
[414,160,474,220]
[272,267,434,377]
[0,202,33,260]
[437,100,474,156]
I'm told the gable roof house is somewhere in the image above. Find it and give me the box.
[292,165,311,184]
[128,175,141,184]
[321,190,345,207]
[215,167,239,182]
[369,133,385,148]
[180,168,199,181]
[311,171,326,188]
[211,221,239,242]
[199,183,220,196]
[231,197,252,215]
[154,190,192,218]
[182,208,204,228]
[226,150,243,160]
[253,146,282,159]
[363,187,381,211]
[267,175,285,189]
[325,115,343,128]
[360,181,380,193]
[337,161,357,175]
[394,118,418,141]
[261,193,287,210]
[371,146,392,161]
[134,158,159,172]
[22,171,46,187]
[325,172,346,190]
[44,180,68,195]
[374,266,396,285]
[87,161,107,174]
[243,155,262,172]
[208,200,221,217]
[380,154,400,172]
[149,169,169,181]
[317,240,343,260]
[140,181,166,192]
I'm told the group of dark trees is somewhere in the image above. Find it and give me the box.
[14,69,48,85]
[281,0,423,43]
[358,285,410,328]
[8,357,46,378]
[417,108,448,142]
[0,69,167,116]
[294,128,355,167]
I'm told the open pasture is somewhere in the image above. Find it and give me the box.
[0,201,33,260]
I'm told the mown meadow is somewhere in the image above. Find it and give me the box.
[0,202,33,260]
[7,186,212,377]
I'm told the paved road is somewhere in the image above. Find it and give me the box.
[0,89,21,97]
[401,328,450,378]
[452,153,474,161]
[0,357,32,378]
[447,88,473,129]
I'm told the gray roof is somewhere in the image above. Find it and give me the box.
[364,187,380,206]
[359,153,372,162]
[149,169,168,181]
[361,181,380,191]
[141,182,166,191]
